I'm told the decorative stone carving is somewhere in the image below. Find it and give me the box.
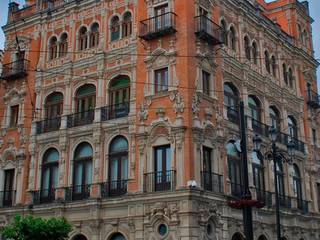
[170,91,185,114]
[139,102,149,122]
[192,92,202,116]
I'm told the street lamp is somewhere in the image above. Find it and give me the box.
[252,127,295,240]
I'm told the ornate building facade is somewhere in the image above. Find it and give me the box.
[0,0,319,239]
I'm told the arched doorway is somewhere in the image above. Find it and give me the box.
[72,234,88,240]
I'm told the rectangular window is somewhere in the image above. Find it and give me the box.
[312,128,317,145]
[9,105,19,128]
[202,70,211,96]
[155,68,169,94]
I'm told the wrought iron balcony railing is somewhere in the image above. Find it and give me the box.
[67,110,94,128]
[32,188,56,204]
[65,184,91,201]
[1,59,29,80]
[144,170,176,192]
[230,182,243,198]
[201,171,223,193]
[194,15,223,46]
[101,103,129,121]
[255,188,273,208]
[36,117,61,134]
[139,12,177,40]
[226,106,240,125]
[100,180,128,198]
[306,90,320,108]
[0,190,15,207]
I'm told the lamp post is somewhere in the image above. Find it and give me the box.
[253,127,295,240]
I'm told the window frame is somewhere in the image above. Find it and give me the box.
[154,67,169,94]
[9,105,19,128]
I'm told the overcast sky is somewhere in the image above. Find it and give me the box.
[0,0,319,82]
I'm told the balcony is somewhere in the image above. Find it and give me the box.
[0,190,15,207]
[255,188,273,208]
[31,189,56,204]
[226,106,240,125]
[100,180,128,198]
[144,170,176,192]
[1,59,29,80]
[65,185,91,201]
[194,15,223,46]
[306,90,320,108]
[101,103,129,121]
[139,12,177,41]
[67,110,94,128]
[297,198,309,213]
[251,119,269,136]
[279,194,292,209]
[36,117,61,134]
[230,182,243,198]
[201,171,223,193]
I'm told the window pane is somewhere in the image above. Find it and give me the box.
[74,163,83,188]
[156,148,163,172]
[52,166,59,188]
[166,147,171,171]
[42,168,50,190]
[85,161,93,184]
[110,137,128,153]
[121,156,128,179]
[110,159,118,181]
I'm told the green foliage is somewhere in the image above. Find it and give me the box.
[1,215,72,240]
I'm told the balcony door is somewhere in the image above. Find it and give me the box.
[109,136,128,195]
[76,84,96,123]
[41,148,59,202]
[155,4,169,30]
[44,92,63,131]
[109,76,130,118]
[3,169,14,206]
[154,145,172,191]
[13,51,25,73]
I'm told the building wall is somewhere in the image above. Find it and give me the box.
[0,0,319,239]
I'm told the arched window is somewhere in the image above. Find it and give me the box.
[269,106,281,131]
[109,233,126,240]
[271,55,277,77]
[73,142,93,199]
[75,84,96,124]
[224,83,239,124]
[303,29,308,47]
[227,141,241,197]
[276,161,285,203]
[248,96,261,121]
[72,234,88,240]
[293,164,303,207]
[109,75,130,118]
[41,148,59,203]
[231,232,245,240]
[49,37,58,60]
[288,116,298,139]
[45,92,63,120]
[111,16,120,41]
[79,27,88,50]
[252,151,265,200]
[282,63,288,85]
[288,68,294,88]
[221,20,228,46]
[108,136,128,196]
[44,92,63,132]
[76,84,96,113]
[298,24,303,43]
[244,36,250,60]
[59,33,68,57]
[122,12,132,38]
[229,26,236,51]
[252,41,258,65]
[89,23,99,48]
[264,51,270,74]
[258,235,268,240]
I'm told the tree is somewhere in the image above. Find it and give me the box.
[1,215,72,240]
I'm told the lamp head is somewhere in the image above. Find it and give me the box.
[253,134,262,152]
[269,126,278,142]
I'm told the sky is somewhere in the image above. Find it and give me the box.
[0,0,319,82]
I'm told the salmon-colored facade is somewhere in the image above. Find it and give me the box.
[0,0,319,239]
